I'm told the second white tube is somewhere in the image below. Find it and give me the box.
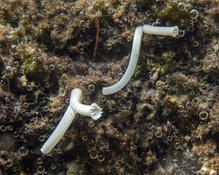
[143,24,179,37]
[102,26,143,95]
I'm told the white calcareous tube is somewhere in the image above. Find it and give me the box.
[40,105,76,154]
[143,24,179,37]
[102,24,179,95]
[102,26,143,95]
[70,88,102,120]
[40,88,102,154]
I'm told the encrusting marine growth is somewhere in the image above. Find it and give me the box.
[40,88,102,154]
[102,24,179,95]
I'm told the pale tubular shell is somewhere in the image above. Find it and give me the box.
[102,26,143,95]
[143,24,179,37]
[70,88,102,120]
[40,105,76,154]
[41,88,102,154]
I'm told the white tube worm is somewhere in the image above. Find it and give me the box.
[70,88,102,120]
[102,26,143,95]
[102,24,179,95]
[40,105,76,154]
[40,88,102,154]
[143,24,179,37]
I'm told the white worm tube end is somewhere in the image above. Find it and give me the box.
[143,25,179,37]
[89,103,102,120]
[40,146,49,154]
[171,26,179,37]
[40,102,76,154]
[70,89,102,119]
[102,87,111,95]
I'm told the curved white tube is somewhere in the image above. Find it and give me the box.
[70,88,102,120]
[102,26,143,95]
[41,88,102,154]
[143,25,179,37]
[40,105,76,154]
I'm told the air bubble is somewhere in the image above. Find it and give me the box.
[14,61,19,67]
[0,125,7,132]
[97,154,105,162]
[50,164,56,170]
[37,157,43,165]
[127,36,132,42]
[5,66,13,77]
[177,2,186,11]
[7,125,13,131]
[190,9,199,19]
[23,102,28,108]
[154,130,162,138]
[90,151,98,159]
[13,131,19,138]
[187,26,194,32]
[203,24,209,32]
[189,36,195,41]
[43,106,49,112]
[192,97,199,105]
[53,24,58,30]
[145,11,150,16]
[80,20,86,26]
[174,142,180,149]
[186,4,192,11]
[156,18,161,24]
[166,21,171,26]
[106,43,112,50]
[100,29,106,34]
[193,40,199,47]
[18,146,29,156]
[37,165,45,173]
[45,82,50,88]
[31,15,37,20]
[88,120,94,128]
[80,48,84,54]
[206,47,213,55]
[178,105,184,113]
[81,135,88,141]
[169,51,176,58]
[49,64,55,71]
[26,84,33,91]
[199,111,208,120]
[87,84,95,93]
[39,135,46,142]
[178,30,185,37]
[186,101,193,109]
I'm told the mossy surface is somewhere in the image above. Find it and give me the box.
[23,57,49,82]
[0,0,218,174]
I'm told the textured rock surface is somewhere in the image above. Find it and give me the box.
[0,0,218,174]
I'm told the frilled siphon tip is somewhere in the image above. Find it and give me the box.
[89,103,103,120]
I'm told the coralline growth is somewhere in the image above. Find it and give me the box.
[0,0,218,174]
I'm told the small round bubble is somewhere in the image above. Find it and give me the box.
[49,64,55,71]
[19,146,29,156]
[177,2,186,11]
[26,84,33,91]
[193,40,199,47]
[199,111,208,120]
[190,9,199,19]
[0,125,7,132]
[178,30,185,37]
